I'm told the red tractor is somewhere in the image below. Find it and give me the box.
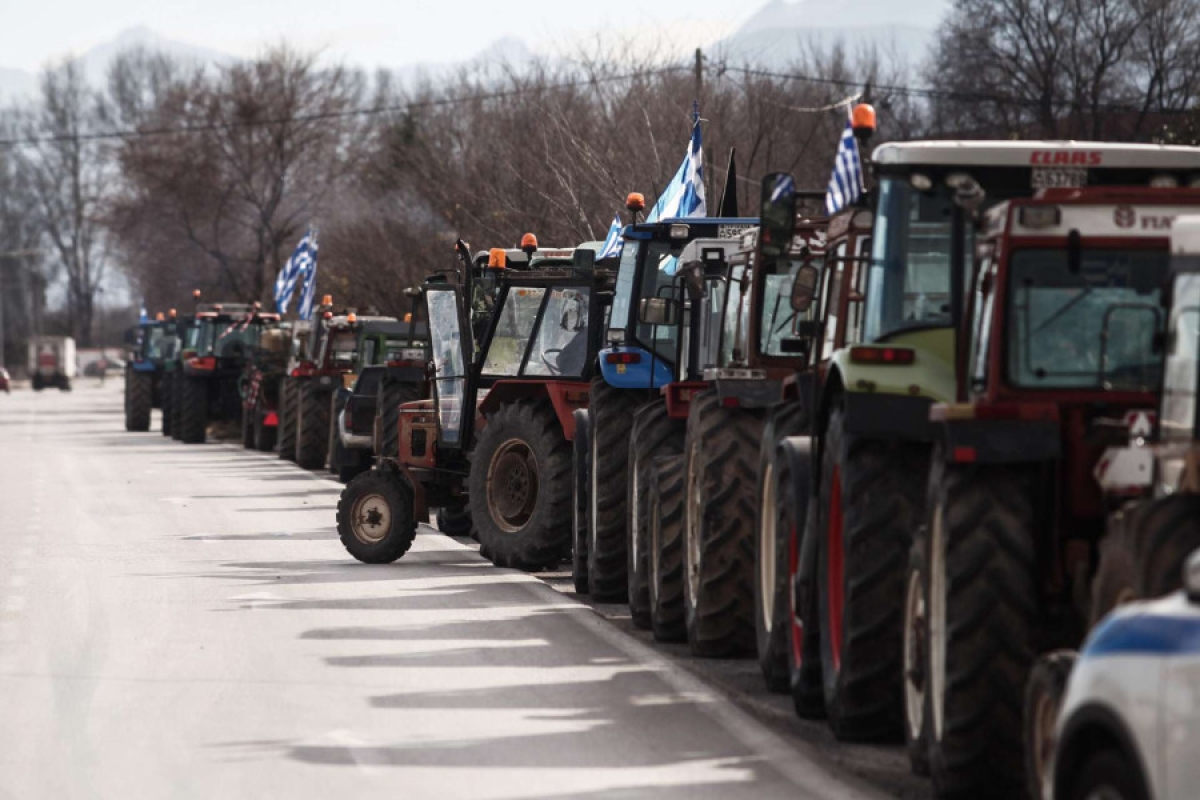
[905,186,1200,798]
[337,239,609,568]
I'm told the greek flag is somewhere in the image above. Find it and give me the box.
[274,230,317,314]
[647,118,706,223]
[138,299,148,323]
[825,113,864,215]
[297,231,319,321]
[597,214,623,260]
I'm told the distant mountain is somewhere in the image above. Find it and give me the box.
[0,66,37,104]
[713,0,950,69]
[75,26,236,87]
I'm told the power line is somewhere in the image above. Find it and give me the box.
[0,65,690,147]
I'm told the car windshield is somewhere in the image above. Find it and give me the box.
[1007,248,1167,390]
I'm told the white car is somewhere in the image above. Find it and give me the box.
[1049,552,1200,800]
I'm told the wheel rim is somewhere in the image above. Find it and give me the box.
[1032,688,1060,794]
[686,440,702,610]
[826,465,845,673]
[904,561,926,742]
[487,438,539,533]
[930,503,948,743]
[352,492,391,544]
[630,451,641,566]
[788,498,805,666]
[649,491,661,609]
[760,462,777,633]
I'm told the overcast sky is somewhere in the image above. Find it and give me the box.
[3,0,759,72]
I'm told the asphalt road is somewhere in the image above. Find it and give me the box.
[0,381,926,799]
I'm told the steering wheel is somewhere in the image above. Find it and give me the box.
[541,348,563,375]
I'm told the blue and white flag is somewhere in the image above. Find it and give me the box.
[297,230,320,321]
[825,113,864,215]
[597,214,623,260]
[138,299,149,323]
[647,118,706,223]
[274,230,317,314]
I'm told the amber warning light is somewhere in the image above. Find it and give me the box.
[488,248,507,269]
[521,233,538,254]
[321,294,333,307]
[626,193,646,213]
[852,103,877,138]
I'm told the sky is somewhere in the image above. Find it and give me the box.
[1,0,754,73]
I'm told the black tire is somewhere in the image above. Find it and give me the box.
[437,505,473,536]
[1066,749,1149,800]
[278,377,298,460]
[755,402,807,692]
[927,463,1039,799]
[161,371,174,437]
[789,499,825,718]
[254,410,277,452]
[572,408,591,594]
[1134,494,1200,599]
[683,390,763,657]
[59,376,71,391]
[1024,650,1077,800]
[178,375,208,444]
[337,469,418,563]
[170,372,185,440]
[241,402,256,448]
[469,398,572,570]
[587,377,648,601]
[627,401,685,629]
[903,530,931,775]
[296,382,330,470]
[376,379,416,460]
[816,405,928,741]
[649,454,687,642]
[125,369,152,432]
[32,373,43,391]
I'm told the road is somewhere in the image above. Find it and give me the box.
[0,381,923,799]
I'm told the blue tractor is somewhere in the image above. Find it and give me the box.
[124,314,179,432]
[574,199,757,605]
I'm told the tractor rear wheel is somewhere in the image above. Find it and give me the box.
[277,377,298,460]
[296,383,330,469]
[376,379,416,460]
[683,390,763,657]
[789,499,825,718]
[1023,650,1077,800]
[754,402,807,691]
[649,454,687,642]
[1135,494,1200,599]
[170,373,185,440]
[587,377,648,601]
[337,469,417,563]
[627,400,685,629]
[241,404,256,448]
[437,505,472,536]
[817,405,928,741]
[178,375,208,444]
[571,408,590,594]
[470,398,572,571]
[926,463,1038,799]
[254,411,276,453]
[161,372,174,437]
[125,369,153,432]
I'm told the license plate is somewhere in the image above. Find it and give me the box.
[718,224,754,238]
[1032,167,1087,189]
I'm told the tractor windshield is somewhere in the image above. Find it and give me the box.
[483,287,546,376]
[610,238,681,362]
[1161,272,1200,442]
[760,256,820,357]
[1007,248,1167,390]
[328,330,358,367]
[143,326,168,360]
[525,286,590,377]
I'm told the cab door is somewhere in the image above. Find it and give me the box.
[425,287,469,447]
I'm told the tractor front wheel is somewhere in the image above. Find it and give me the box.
[337,469,418,563]
[125,369,153,432]
[178,375,208,444]
[296,383,330,469]
[278,377,298,460]
[470,399,572,571]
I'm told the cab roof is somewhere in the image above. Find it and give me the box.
[874,140,1200,169]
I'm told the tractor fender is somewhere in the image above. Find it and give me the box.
[598,345,673,389]
[780,435,818,623]
[930,405,1062,465]
[479,380,590,441]
[822,348,946,442]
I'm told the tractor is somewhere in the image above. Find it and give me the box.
[578,199,756,601]
[779,139,1200,754]
[336,239,608,567]
[176,303,280,444]
[901,183,1200,799]
[239,321,292,452]
[277,320,312,461]
[123,313,179,432]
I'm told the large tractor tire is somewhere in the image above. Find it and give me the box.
[178,375,209,444]
[587,378,649,601]
[627,401,685,629]
[170,373,185,440]
[337,468,417,563]
[925,463,1039,799]
[125,369,153,432]
[1024,650,1077,800]
[241,404,256,448]
[31,373,44,391]
[789,500,825,718]
[816,405,928,741]
[254,411,277,453]
[571,408,591,594]
[376,379,418,460]
[277,377,298,460]
[648,454,687,642]
[1134,494,1200,599]
[682,390,763,657]
[296,383,331,470]
[469,398,572,571]
[161,372,175,437]
[754,402,807,692]
[436,505,472,536]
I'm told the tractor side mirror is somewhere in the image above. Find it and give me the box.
[573,248,596,272]
[639,297,679,327]
[760,172,797,259]
[790,264,820,312]
[779,320,821,357]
